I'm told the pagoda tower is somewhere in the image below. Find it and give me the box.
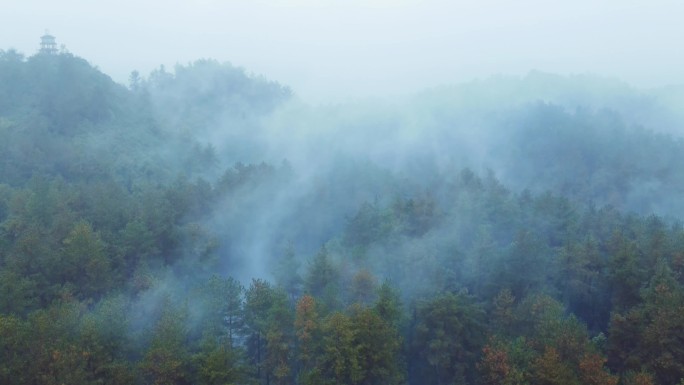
[39,31,58,55]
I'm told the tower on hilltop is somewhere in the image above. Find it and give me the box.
[39,31,58,55]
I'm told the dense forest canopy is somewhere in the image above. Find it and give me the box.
[2,47,684,385]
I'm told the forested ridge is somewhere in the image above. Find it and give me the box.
[1,48,684,385]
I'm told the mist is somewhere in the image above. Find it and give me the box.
[3,3,684,384]
[3,1,684,103]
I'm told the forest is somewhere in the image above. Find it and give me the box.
[1,48,684,385]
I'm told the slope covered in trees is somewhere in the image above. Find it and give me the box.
[2,48,684,384]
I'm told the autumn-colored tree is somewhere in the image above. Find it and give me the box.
[479,343,512,385]
[478,338,528,385]
[621,370,656,385]
[350,269,378,305]
[295,294,321,383]
[578,353,619,385]
[482,293,616,385]
[532,346,579,385]
[265,288,294,385]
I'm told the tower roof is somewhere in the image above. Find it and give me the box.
[39,31,58,55]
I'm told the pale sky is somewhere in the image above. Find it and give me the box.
[1,0,683,102]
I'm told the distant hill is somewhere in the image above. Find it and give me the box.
[0,50,291,186]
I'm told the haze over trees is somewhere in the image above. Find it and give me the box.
[2,45,684,385]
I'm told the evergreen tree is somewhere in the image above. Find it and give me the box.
[410,292,485,385]
[305,246,340,311]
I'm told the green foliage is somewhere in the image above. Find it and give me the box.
[4,45,684,385]
[272,242,303,301]
[144,59,291,130]
[409,291,485,385]
[344,202,394,248]
[265,289,294,385]
[374,281,403,328]
[349,305,404,385]
[305,246,340,311]
[480,293,617,385]
[195,338,248,385]
[532,346,580,385]
[202,275,245,348]
[478,337,531,385]
[496,230,551,299]
[350,269,378,305]
[140,298,192,385]
[244,279,295,385]
[608,260,684,384]
[556,237,609,331]
[295,294,320,380]
[607,233,647,311]
[0,270,38,315]
[320,311,362,384]
[58,221,112,299]
[0,313,30,383]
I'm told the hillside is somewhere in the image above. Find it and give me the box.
[1,49,684,385]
